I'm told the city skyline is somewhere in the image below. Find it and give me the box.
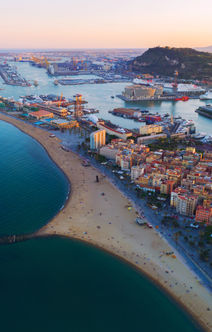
[0,0,212,48]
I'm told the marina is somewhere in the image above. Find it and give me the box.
[0,61,211,135]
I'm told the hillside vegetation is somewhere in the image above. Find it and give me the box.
[130,47,212,80]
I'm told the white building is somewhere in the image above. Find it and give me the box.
[131,166,144,180]
[171,191,198,216]
[90,129,106,150]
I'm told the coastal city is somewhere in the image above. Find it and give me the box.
[0,49,211,280]
[0,2,212,330]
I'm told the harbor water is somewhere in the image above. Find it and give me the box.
[0,62,211,134]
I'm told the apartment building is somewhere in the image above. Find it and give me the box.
[90,129,106,150]
[131,166,144,180]
[176,195,198,216]
[195,205,212,224]
[139,124,163,136]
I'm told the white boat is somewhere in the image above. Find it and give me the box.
[202,135,212,143]
[177,84,205,93]
[193,132,206,139]
[163,83,173,90]
[199,90,212,100]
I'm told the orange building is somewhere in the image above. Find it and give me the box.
[160,180,176,195]
[195,205,212,224]
[29,110,54,120]
[136,175,149,186]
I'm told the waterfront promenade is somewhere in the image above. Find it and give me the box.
[0,112,211,331]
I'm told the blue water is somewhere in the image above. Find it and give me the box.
[0,236,201,332]
[0,62,211,134]
[0,120,69,235]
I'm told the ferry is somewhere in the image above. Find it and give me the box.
[97,120,133,139]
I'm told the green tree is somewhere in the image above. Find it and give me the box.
[200,249,210,262]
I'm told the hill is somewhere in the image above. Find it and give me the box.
[195,46,212,53]
[130,47,212,80]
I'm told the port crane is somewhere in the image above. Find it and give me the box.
[72,57,79,70]
[170,70,179,125]
[31,55,42,65]
[173,70,178,91]
[31,56,50,69]
[74,94,83,119]
[44,57,50,68]
[57,93,63,108]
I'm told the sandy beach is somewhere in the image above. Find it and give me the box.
[0,112,211,331]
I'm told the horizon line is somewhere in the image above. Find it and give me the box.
[0,45,212,51]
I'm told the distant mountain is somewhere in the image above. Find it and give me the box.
[195,46,212,53]
[130,47,212,80]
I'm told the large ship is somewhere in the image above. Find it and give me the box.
[195,104,212,119]
[97,120,133,139]
[199,90,212,100]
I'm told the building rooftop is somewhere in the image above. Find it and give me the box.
[29,110,53,117]
[51,119,70,124]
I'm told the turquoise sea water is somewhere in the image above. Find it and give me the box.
[0,120,69,235]
[0,237,201,332]
[0,62,211,134]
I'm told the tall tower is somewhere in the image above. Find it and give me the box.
[74,94,83,119]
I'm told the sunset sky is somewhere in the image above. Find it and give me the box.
[0,0,211,48]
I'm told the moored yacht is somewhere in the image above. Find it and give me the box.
[199,90,212,100]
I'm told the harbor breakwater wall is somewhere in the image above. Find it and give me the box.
[0,233,35,245]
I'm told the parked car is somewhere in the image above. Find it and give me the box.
[190,223,199,229]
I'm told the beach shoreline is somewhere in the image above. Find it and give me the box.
[0,112,211,331]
